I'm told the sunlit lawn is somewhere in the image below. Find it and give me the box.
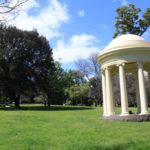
[0,104,150,150]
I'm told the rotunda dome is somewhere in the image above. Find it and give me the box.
[98,34,150,67]
[103,34,150,52]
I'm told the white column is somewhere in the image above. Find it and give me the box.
[134,72,141,113]
[118,63,129,116]
[102,68,107,116]
[147,71,150,102]
[105,67,115,116]
[138,62,149,115]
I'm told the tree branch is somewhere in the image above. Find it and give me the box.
[0,0,29,14]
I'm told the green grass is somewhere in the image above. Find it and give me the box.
[0,104,150,150]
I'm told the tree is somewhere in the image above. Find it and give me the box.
[0,0,29,22]
[64,70,90,105]
[75,52,100,80]
[71,70,86,85]
[66,83,89,105]
[48,61,75,105]
[0,24,55,107]
[89,77,102,106]
[113,4,150,38]
[75,53,102,105]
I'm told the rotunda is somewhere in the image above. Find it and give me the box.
[98,34,150,121]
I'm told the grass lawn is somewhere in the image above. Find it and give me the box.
[0,104,150,150]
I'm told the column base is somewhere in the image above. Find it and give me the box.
[120,112,129,116]
[140,111,149,115]
[107,112,115,116]
[102,114,150,121]
[103,113,108,117]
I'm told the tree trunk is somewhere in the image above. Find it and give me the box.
[14,94,20,108]
[47,93,51,107]
[47,97,51,107]
[30,95,35,103]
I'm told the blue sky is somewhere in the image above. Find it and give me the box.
[8,0,150,70]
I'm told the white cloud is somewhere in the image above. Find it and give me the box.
[113,0,129,6]
[9,0,70,40]
[78,9,85,17]
[20,0,40,11]
[53,34,100,63]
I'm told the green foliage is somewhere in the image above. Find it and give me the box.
[75,53,101,106]
[48,61,75,105]
[0,24,55,107]
[89,77,102,106]
[71,70,86,85]
[0,104,150,150]
[66,83,89,105]
[64,70,90,105]
[113,4,150,38]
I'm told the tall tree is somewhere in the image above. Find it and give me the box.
[89,77,102,106]
[0,24,55,107]
[113,4,150,38]
[75,53,100,80]
[48,61,75,105]
[65,70,89,105]
[75,53,102,105]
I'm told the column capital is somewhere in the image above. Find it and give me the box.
[105,66,112,70]
[102,67,112,73]
[117,63,125,67]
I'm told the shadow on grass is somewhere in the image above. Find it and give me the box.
[83,142,132,150]
[0,105,95,111]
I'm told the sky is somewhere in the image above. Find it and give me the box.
[7,0,150,70]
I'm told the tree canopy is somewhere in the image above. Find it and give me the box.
[0,24,55,107]
[113,4,150,38]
